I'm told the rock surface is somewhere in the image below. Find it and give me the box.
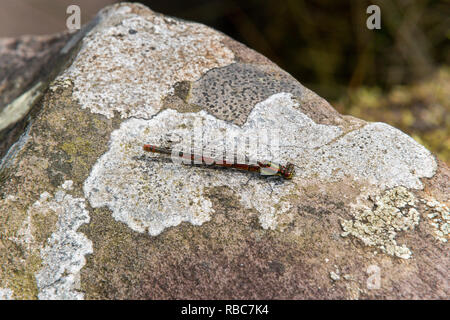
[0,16,100,160]
[0,33,71,160]
[0,3,448,299]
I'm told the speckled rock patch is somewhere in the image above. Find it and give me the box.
[188,63,305,124]
[59,3,234,119]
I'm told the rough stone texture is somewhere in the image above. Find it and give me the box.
[188,63,305,124]
[0,15,101,160]
[0,33,71,111]
[0,3,448,300]
[0,33,72,159]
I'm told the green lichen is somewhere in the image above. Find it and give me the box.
[61,137,94,164]
[341,186,419,259]
[0,192,63,300]
[7,252,41,300]
[421,198,449,242]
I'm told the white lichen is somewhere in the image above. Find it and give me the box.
[59,3,234,119]
[341,187,420,259]
[11,212,34,251]
[61,180,74,191]
[298,122,436,189]
[35,190,92,300]
[0,288,13,300]
[421,198,449,242]
[330,271,340,281]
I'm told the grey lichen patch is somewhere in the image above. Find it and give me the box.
[341,187,420,259]
[35,189,92,300]
[61,180,74,191]
[187,63,306,125]
[299,122,437,189]
[1,180,92,300]
[421,198,449,242]
[59,3,234,119]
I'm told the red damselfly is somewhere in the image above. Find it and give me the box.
[143,144,295,179]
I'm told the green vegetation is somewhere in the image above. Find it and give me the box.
[334,67,450,164]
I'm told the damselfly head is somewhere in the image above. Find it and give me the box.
[279,163,295,179]
[258,161,294,179]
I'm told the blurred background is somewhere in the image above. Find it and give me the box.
[0,0,448,163]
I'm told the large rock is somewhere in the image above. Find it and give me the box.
[0,3,448,299]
